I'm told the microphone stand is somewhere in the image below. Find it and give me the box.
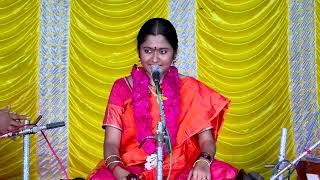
[270,138,320,180]
[138,68,171,180]
[0,119,65,180]
[154,80,171,180]
[23,119,30,180]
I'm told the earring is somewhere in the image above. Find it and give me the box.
[172,60,176,66]
[137,60,142,71]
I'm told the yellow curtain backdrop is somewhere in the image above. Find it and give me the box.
[317,0,320,102]
[196,0,294,177]
[0,0,39,179]
[68,0,168,178]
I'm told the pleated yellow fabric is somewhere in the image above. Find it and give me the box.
[68,0,168,177]
[0,0,39,179]
[196,0,294,178]
[317,0,320,101]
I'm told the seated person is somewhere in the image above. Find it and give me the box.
[88,18,238,180]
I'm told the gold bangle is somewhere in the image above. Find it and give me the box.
[106,160,123,168]
[105,155,121,166]
[105,155,120,162]
[193,159,210,168]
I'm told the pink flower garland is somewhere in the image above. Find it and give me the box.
[131,64,180,154]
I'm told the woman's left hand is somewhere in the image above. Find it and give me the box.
[187,160,211,180]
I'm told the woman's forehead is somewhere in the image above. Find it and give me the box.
[141,34,171,48]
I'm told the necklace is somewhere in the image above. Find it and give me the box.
[148,85,168,102]
[148,85,157,96]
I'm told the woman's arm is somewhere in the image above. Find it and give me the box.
[104,127,130,180]
[198,129,216,160]
[188,129,215,180]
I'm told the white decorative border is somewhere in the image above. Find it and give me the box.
[169,0,197,77]
[37,0,70,179]
[288,0,319,154]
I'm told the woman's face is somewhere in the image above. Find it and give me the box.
[139,34,175,82]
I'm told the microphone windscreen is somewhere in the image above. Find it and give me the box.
[151,66,163,84]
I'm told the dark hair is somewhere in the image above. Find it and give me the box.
[137,18,178,55]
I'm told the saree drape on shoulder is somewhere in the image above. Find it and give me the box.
[88,76,237,180]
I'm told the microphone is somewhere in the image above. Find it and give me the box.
[151,66,163,85]
[0,121,65,138]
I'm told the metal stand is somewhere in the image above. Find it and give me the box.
[270,138,320,180]
[278,128,287,180]
[139,121,168,180]
[156,121,164,180]
[154,80,171,180]
[23,119,30,180]
[0,119,65,179]
[0,116,65,180]
[139,79,171,180]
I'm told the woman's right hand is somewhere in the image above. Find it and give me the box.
[112,166,130,180]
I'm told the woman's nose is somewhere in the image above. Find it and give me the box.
[152,51,159,63]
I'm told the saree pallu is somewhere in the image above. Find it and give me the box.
[88,77,237,179]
